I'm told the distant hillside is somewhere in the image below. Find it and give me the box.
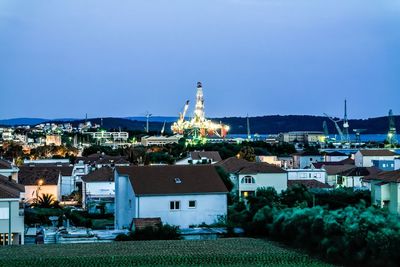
[0,118,48,126]
[217,115,399,134]
[2,115,398,134]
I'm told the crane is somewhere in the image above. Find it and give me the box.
[161,121,166,136]
[144,112,152,133]
[343,100,350,143]
[324,113,344,142]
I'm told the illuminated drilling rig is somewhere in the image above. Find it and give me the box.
[171,82,230,143]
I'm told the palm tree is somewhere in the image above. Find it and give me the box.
[33,194,57,208]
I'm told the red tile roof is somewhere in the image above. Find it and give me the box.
[363,170,400,183]
[216,157,286,174]
[82,167,114,183]
[358,149,398,157]
[116,165,228,196]
[18,166,72,185]
[189,151,222,162]
[0,174,24,199]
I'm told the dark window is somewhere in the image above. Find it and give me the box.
[189,200,196,208]
[170,201,180,210]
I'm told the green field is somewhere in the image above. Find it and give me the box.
[0,238,334,266]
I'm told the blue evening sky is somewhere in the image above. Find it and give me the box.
[0,0,399,119]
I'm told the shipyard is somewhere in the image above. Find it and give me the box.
[1,0,400,266]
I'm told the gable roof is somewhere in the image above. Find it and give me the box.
[326,151,348,157]
[189,151,222,162]
[312,161,351,169]
[363,170,400,183]
[82,167,114,183]
[0,174,24,199]
[116,165,228,196]
[238,162,287,174]
[215,157,252,173]
[358,149,397,157]
[18,166,69,185]
[216,157,286,174]
[323,164,355,175]
[337,166,381,177]
[0,159,13,170]
[288,179,332,189]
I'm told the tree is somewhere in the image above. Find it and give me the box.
[280,184,313,208]
[237,146,256,162]
[215,166,234,192]
[33,194,59,208]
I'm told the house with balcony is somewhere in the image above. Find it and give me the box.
[0,174,25,245]
[216,157,287,197]
[364,170,400,214]
[82,167,115,213]
[115,165,228,229]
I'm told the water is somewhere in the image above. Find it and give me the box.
[227,134,399,142]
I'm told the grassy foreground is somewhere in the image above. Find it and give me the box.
[0,238,334,266]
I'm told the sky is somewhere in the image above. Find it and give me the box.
[0,0,400,120]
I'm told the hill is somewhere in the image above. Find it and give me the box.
[1,115,398,134]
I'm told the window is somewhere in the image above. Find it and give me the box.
[174,178,182,184]
[129,199,132,208]
[188,200,196,208]
[241,176,255,184]
[170,201,180,210]
[337,176,343,185]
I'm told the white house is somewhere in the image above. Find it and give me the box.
[354,149,398,167]
[176,151,222,165]
[365,170,400,214]
[256,156,283,168]
[0,175,25,245]
[115,165,228,229]
[82,167,115,213]
[18,166,67,202]
[336,166,381,188]
[216,157,287,197]
[324,151,349,162]
[292,152,324,169]
[287,169,327,184]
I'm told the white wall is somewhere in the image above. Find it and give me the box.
[137,194,227,228]
[238,172,287,195]
[355,151,396,167]
[25,185,59,202]
[115,174,135,229]
[0,200,24,244]
[60,175,74,196]
[85,182,115,197]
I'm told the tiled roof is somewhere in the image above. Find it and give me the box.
[82,167,114,183]
[337,166,381,177]
[326,151,348,156]
[189,151,222,162]
[358,149,397,157]
[215,157,252,173]
[238,162,286,174]
[216,157,286,174]
[0,174,24,199]
[312,161,350,169]
[323,165,355,175]
[0,159,13,169]
[18,166,70,185]
[116,165,228,196]
[363,170,400,183]
[132,218,161,230]
[288,179,332,189]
